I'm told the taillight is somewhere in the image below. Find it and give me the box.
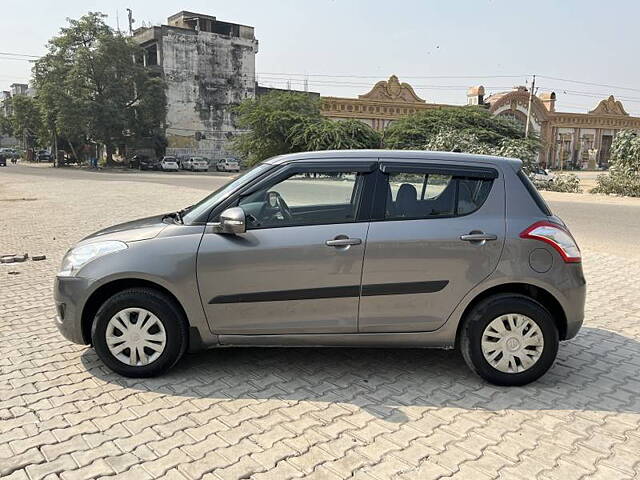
[520,221,581,263]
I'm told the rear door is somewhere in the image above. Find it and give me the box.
[358,160,505,332]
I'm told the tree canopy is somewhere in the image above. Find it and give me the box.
[33,12,166,161]
[288,118,381,152]
[0,96,45,149]
[233,91,381,165]
[383,106,528,149]
[232,91,321,165]
[232,95,541,168]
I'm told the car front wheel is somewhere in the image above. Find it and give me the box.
[91,288,188,377]
[460,293,559,386]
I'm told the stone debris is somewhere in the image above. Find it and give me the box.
[1,253,45,263]
[1,254,16,263]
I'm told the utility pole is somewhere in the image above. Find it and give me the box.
[525,74,536,138]
[126,8,135,36]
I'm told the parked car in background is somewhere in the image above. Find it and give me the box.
[130,155,159,171]
[176,156,189,170]
[185,156,209,172]
[54,150,585,385]
[179,158,192,170]
[160,157,180,172]
[216,158,240,172]
[0,147,18,160]
[531,167,555,183]
[37,150,53,162]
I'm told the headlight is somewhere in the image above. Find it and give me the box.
[59,241,127,277]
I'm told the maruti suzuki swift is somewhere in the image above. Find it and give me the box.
[54,151,586,386]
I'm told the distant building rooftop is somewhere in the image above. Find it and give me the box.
[164,11,254,39]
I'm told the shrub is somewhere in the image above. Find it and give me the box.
[591,130,640,196]
[533,173,582,193]
[591,173,640,196]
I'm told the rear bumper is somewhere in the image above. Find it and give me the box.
[560,264,586,340]
[53,276,90,345]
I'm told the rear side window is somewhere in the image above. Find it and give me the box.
[385,172,493,220]
[517,170,552,216]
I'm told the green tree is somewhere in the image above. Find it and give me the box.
[496,137,540,172]
[9,95,45,149]
[422,127,540,171]
[592,130,640,196]
[0,114,13,137]
[33,12,166,163]
[383,106,526,150]
[288,118,381,152]
[232,91,321,165]
[423,128,493,155]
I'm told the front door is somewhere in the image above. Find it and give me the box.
[359,161,505,332]
[197,163,374,334]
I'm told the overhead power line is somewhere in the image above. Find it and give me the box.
[1,52,638,108]
[538,75,640,94]
[0,51,635,92]
[0,56,36,62]
[0,51,41,58]
[257,72,529,80]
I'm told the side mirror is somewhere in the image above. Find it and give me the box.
[216,207,246,234]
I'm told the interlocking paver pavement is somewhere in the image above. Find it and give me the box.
[1,168,640,479]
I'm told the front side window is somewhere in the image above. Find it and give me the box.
[239,171,363,229]
[385,171,493,220]
[182,163,273,224]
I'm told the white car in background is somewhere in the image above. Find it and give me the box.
[160,157,180,172]
[216,158,240,172]
[183,157,209,172]
[531,167,555,183]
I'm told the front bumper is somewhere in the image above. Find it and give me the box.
[53,276,90,345]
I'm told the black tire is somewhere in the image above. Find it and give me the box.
[459,293,559,386]
[91,288,188,377]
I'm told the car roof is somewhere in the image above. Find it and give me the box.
[263,149,522,170]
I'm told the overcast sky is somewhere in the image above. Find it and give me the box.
[1,0,639,115]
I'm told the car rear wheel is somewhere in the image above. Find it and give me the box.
[460,293,559,386]
[91,288,188,377]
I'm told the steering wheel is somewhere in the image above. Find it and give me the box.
[259,191,293,224]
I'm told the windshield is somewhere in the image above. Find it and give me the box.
[182,163,273,224]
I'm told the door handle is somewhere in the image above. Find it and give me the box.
[460,232,497,242]
[326,237,362,247]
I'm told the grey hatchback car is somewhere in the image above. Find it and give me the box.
[54,150,585,385]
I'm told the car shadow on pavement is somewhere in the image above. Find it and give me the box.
[82,327,640,423]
